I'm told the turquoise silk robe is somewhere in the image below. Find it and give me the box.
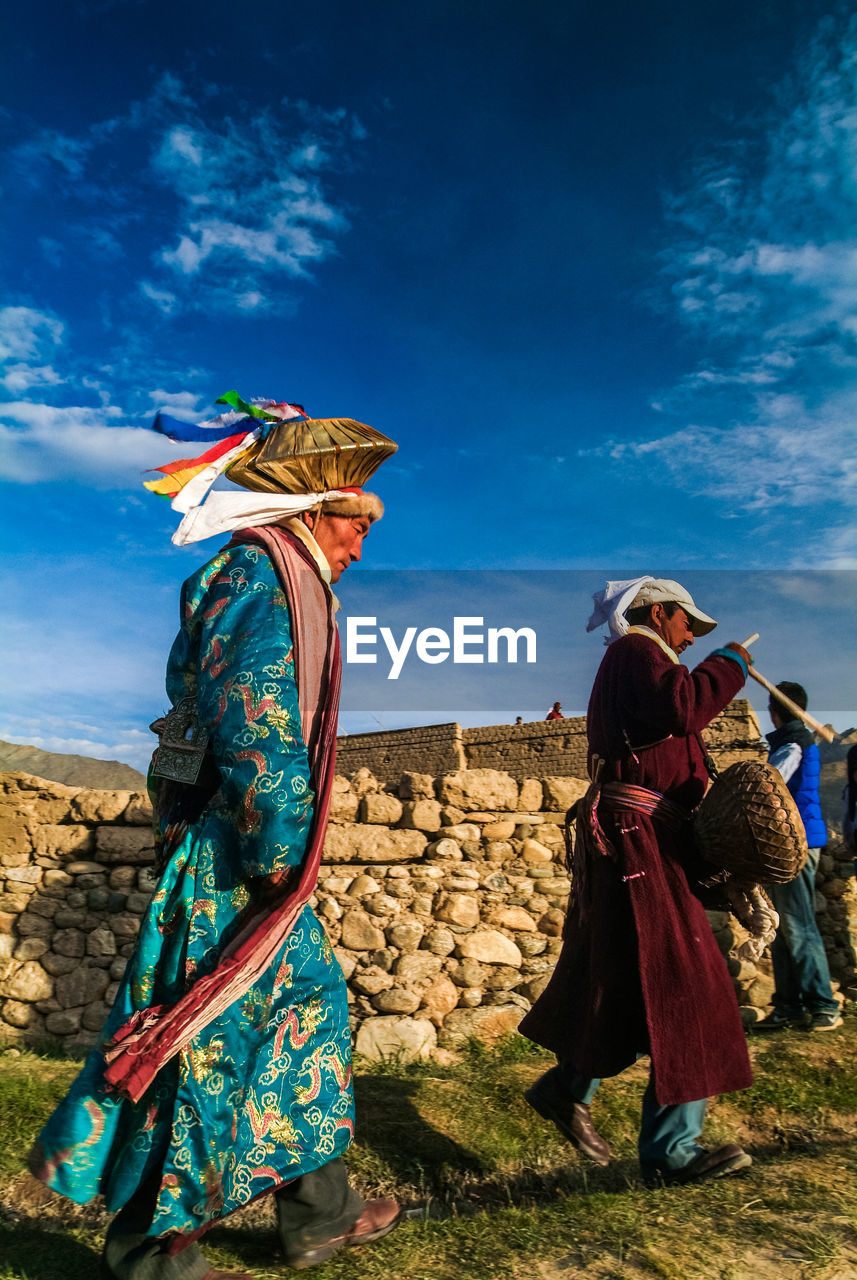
[31,543,354,1237]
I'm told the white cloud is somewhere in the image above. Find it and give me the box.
[0,399,175,485]
[147,388,203,415]
[2,363,63,392]
[602,12,857,563]
[0,306,64,362]
[139,280,179,313]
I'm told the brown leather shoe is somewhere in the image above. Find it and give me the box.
[658,1144,752,1186]
[525,1072,611,1167]
[285,1197,402,1269]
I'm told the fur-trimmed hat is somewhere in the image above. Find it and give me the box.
[320,489,384,522]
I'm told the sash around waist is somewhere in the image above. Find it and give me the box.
[597,782,691,833]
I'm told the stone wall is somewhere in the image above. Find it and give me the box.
[2,719,854,1061]
[337,699,766,785]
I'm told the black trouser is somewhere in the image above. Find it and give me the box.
[103,1159,364,1279]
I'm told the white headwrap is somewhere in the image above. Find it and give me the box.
[171,488,357,547]
[586,577,656,644]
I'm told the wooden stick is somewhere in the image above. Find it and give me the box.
[740,633,760,648]
[747,666,836,743]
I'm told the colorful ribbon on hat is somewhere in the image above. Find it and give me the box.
[143,392,307,503]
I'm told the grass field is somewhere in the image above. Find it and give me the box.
[1,1020,856,1280]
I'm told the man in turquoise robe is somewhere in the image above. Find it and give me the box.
[30,401,401,1276]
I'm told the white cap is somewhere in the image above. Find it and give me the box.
[627,578,717,637]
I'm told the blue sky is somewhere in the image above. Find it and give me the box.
[1,0,855,769]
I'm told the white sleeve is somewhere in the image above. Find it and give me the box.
[768,741,802,785]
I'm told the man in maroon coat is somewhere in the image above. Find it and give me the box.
[519,577,754,1184]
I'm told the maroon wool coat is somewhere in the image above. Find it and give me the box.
[519,632,753,1106]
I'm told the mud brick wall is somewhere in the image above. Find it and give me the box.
[335,723,466,782]
[336,700,767,787]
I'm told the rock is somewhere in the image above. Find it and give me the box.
[72,790,133,824]
[111,914,140,940]
[347,874,381,897]
[438,1004,522,1047]
[96,827,155,864]
[13,938,48,960]
[458,988,483,1007]
[456,931,523,967]
[398,772,436,801]
[541,777,589,813]
[1,999,40,1029]
[109,867,138,891]
[435,893,480,929]
[425,839,463,862]
[438,770,519,812]
[484,841,515,861]
[349,768,382,798]
[419,975,460,1023]
[394,953,444,983]
[32,825,93,860]
[518,972,552,1002]
[351,966,394,996]
[55,964,110,1009]
[480,820,516,840]
[45,1008,83,1036]
[323,826,427,864]
[517,934,547,958]
[371,988,421,1014]
[422,926,456,956]
[52,926,86,957]
[333,948,357,980]
[537,908,565,937]
[41,952,81,975]
[15,913,52,938]
[518,779,543,810]
[124,794,154,824]
[386,920,424,952]
[363,893,400,918]
[400,799,443,832]
[359,793,404,825]
[439,824,481,842]
[746,974,776,1008]
[318,897,342,921]
[450,959,486,987]
[0,815,33,867]
[522,839,554,865]
[0,960,53,1001]
[483,964,522,991]
[4,865,43,885]
[125,892,152,914]
[340,910,386,951]
[86,926,117,958]
[82,1001,111,1032]
[355,1015,437,1062]
[490,906,536,932]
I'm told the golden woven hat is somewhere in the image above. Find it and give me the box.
[226,416,398,494]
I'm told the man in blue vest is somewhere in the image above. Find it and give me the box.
[756,681,842,1032]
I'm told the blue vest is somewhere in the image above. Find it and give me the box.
[788,742,827,848]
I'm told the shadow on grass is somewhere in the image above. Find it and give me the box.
[352,1073,488,1187]
[0,1222,101,1280]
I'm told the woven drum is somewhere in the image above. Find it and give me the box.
[694,760,807,885]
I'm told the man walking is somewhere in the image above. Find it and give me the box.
[520,577,755,1185]
[30,396,402,1275]
[756,682,842,1032]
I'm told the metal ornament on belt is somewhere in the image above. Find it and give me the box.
[151,697,211,785]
